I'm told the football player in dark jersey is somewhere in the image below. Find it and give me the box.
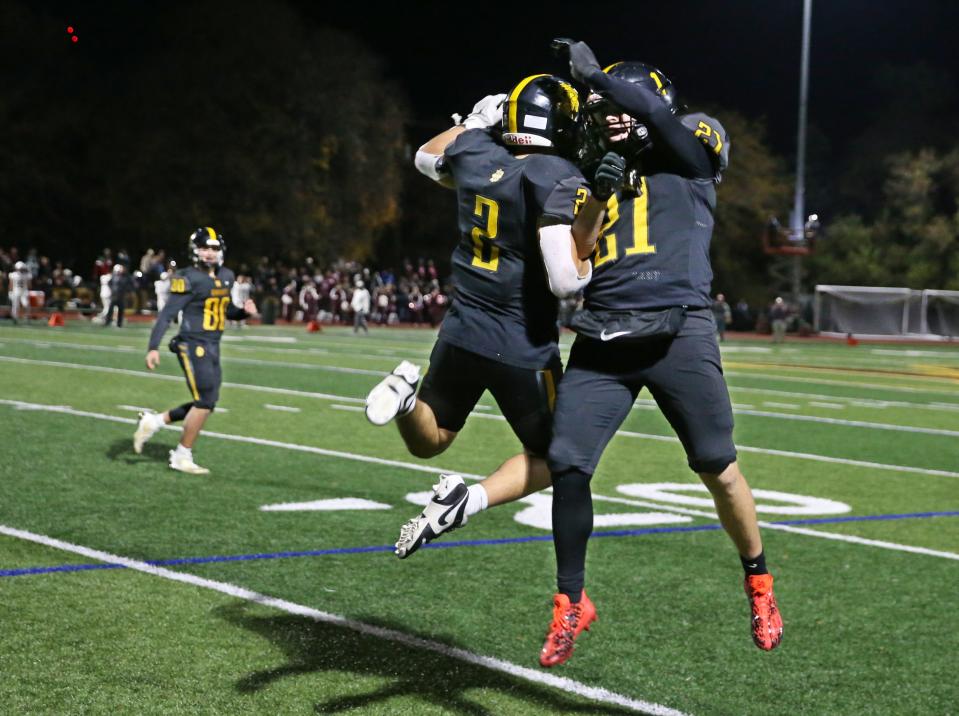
[368,76,619,559]
[529,39,782,666]
[133,227,257,474]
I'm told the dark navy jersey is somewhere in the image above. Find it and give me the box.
[439,129,587,369]
[584,113,729,312]
[148,265,246,350]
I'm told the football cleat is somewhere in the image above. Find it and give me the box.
[745,573,783,651]
[394,474,469,559]
[168,450,210,475]
[133,411,162,454]
[365,360,421,426]
[539,591,597,667]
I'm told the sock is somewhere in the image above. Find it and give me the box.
[173,443,192,459]
[551,468,593,603]
[464,484,488,518]
[741,550,768,576]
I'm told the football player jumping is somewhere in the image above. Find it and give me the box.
[528,39,782,666]
[367,77,620,558]
[133,227,257,474]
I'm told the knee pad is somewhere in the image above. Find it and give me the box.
[689,452,736,475]
[193,399,216,412]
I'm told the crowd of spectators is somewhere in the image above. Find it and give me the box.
[0,246,452,328]
[2,245,805,336]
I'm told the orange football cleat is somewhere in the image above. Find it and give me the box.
[539,591,597,667]
[745,573,783,650]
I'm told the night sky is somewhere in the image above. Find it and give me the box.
[50,0,959,158]
[306,0,959,156]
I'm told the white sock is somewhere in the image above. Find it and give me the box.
[173,444,192,459]
[150,412,164,430]
[464,484,489,518]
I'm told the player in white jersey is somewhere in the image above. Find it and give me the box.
[154,271,172,312]
[8,261,30,323]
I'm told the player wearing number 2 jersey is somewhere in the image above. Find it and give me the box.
[132,227,257,474]
[537,40,783,667]
[367,76,613,561]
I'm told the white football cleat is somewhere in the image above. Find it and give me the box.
[394,474,469,559]
[168,450,210,475]
[133,411,162,454]
[365,360,421,426]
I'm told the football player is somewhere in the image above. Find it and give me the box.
[529,39,783,666]
[370,76,621,559]
[133,227,257,474]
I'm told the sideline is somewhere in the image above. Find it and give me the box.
[0,523,687,716]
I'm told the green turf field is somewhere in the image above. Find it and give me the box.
[1,320,957,715]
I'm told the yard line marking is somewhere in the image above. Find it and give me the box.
[5,398,959,566]
[756,522,959,561]
[730,403,755,410]
[6,513,959,580]
[763,401,800,410]
[331,404,364,412]
[728,385,957,414]
[725,370,959,396]
[729,409,959,437]
[0,337,383,376]
[0,355,366,404]
[809,401,844,410]
[264,404,301,413]
[3,359,958,478]
[117,404,153,413]
[260,498,390,511]
[0,524,687,716]
[613,429,959,479]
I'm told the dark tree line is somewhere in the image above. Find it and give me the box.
[0,1,409,270]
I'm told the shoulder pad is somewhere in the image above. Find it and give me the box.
[680,113,729,178]
[445,128,495,158]
[168,273,191,294]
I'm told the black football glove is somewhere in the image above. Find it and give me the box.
[592,152,627,201]
[550,38,602,84]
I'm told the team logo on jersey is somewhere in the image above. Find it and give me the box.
[195,346,205,357]
[490,169,504,183]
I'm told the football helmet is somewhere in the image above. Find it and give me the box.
[501,74,580,157]
[583,62,681,162]
[189,227,225,268]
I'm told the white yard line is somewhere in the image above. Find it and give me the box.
[724,370,959,396]
[4,356,958,479]
[264,404,302,413]
[809,401,844,410]
[0,337,383,376]
[3,398,958,563]
[762,401,800,410]
[0,355,365,404]
[0,524,685,716]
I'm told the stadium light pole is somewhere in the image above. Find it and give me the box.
[790,0,813,306]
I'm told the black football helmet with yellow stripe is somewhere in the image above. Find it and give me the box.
[582,61,682,164]
[500,74,580,158]
[189,227,225,268]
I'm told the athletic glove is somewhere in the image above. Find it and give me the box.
[551,38,602,84]
[592,152,627,201]
[463,93,508,130]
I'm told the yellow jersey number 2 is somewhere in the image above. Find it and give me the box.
[471,195,499,272]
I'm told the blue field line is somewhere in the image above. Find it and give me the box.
[2,510,958,579]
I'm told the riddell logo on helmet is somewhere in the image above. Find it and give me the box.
[511,136,535,145]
